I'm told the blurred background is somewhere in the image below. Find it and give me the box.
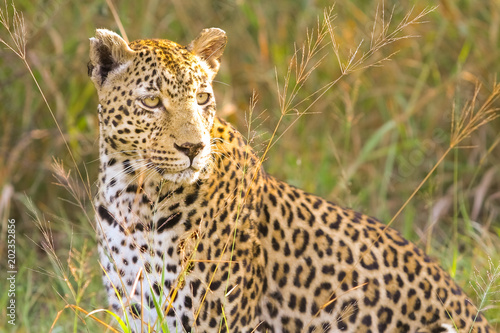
[0,0,499,331]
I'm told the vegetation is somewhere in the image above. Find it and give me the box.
[0,0,499,331]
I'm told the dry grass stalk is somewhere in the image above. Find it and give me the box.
[105,0,129,43]
[50,304,121,333]
[330,4,437,74]
[269,5,436,151]
[451,82,500,147]
[469,259,500,318]
[0,0,26,58]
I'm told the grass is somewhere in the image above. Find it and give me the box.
[0,0,499,331]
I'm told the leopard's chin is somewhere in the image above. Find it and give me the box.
[158,167,201,184]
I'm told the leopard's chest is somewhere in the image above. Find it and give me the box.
[95,180,207,329]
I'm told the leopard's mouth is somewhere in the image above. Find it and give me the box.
[152,164,200,175]
[150,164,201,184]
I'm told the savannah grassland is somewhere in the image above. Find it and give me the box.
[0,0,499,332]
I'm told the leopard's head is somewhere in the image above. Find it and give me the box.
[89,28,226,184]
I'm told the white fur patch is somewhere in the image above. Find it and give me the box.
[440,324,457,333]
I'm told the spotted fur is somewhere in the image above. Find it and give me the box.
[88,28,493,333]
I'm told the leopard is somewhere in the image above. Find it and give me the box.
[88,27,494,333]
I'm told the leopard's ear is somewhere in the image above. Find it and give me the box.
[187,28,227,78]
[89,29,134,86]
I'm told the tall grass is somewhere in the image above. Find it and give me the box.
[0,0,499,331]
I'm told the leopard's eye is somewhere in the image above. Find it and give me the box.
[196,93,210,105]
[141,96,161,108]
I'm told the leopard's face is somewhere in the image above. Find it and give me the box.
[89,30,226,184]
[98,42,215,183]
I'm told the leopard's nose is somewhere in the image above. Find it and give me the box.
[174,142,205,163]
